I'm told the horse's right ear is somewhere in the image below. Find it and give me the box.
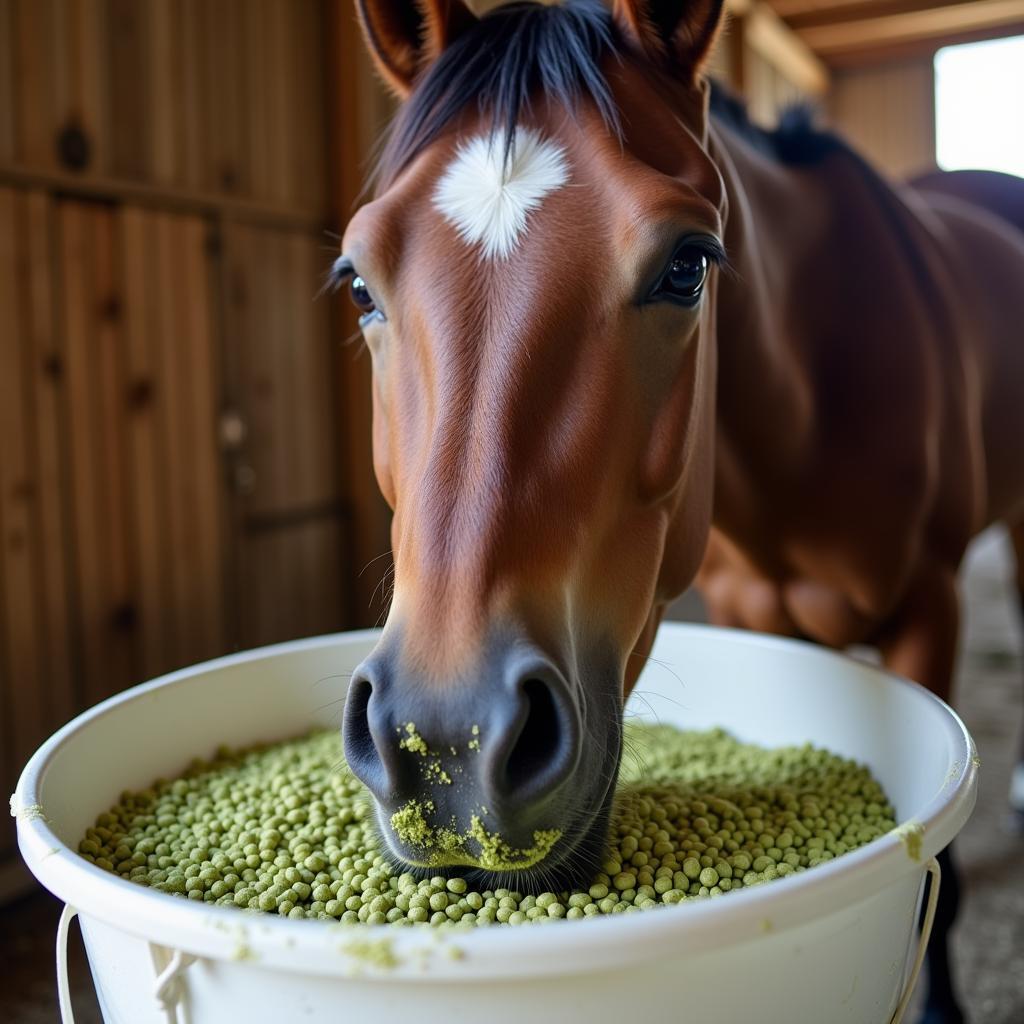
[612,0,725,77]
[356,0,478,98]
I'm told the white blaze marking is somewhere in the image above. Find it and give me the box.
[433,129,570,260]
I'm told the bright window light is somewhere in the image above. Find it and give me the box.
[935,35,1024,177]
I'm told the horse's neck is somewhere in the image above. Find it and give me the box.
[706,121,829,522]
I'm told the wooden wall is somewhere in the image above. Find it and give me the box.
[0,0,347,887]
[714,0,831,124]
[0,0,326,213]
[331,5,395,627]
[829,57,939,180]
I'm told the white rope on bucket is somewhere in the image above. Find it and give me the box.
[890,856,942,1024]
[151,946,198,1024]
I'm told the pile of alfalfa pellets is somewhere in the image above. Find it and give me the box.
[77,724,897,927]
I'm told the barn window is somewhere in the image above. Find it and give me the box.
[934,35,1024,177]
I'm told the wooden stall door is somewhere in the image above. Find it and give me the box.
[0,187,75,868]
[58,200,228,700]
[220,222,348,648]
[0,191,229,872]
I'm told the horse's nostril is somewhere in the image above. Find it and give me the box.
[506,678,560,787]
[501,676,573,802]
[342,673,387,795]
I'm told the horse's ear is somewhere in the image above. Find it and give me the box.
[355,0,477,97]
[612,0,725,76]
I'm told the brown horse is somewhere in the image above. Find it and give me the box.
[337,2,1024,1020]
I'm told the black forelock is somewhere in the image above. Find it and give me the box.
[373,0,621,190]
[370,0,843,194]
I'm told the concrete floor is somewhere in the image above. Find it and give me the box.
[2,529,1022,1023]
[940,528,1024,1021]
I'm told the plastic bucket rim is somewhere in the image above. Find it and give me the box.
[14,623,978,981]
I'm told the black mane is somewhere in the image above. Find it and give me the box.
[374,0,840,189]
[708,82,842,165]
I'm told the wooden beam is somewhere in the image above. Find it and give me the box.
[824,20,1024,65]
[0,162,325,232]
[798,0,1024,57]
[771,0,944,23]
[738,1,832,93]
[781,1,984,31]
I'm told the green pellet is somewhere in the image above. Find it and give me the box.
[76,724,896,928]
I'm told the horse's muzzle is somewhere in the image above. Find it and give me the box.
[342,627,596,878]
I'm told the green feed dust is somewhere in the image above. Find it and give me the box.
[76,724,897,927]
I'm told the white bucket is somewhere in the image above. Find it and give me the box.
[15,623,977,1024]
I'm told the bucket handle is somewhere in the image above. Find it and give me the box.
[56,904,78,1024]
[890,855,941,1024]
[56,904,196,1024]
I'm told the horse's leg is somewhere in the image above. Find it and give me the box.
[876,563,966,1024]
[1009,521,1024,825]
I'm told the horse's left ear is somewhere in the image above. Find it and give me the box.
[356,0,478,97]
[612,0,725,77]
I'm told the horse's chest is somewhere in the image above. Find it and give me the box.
[697,534,878,650]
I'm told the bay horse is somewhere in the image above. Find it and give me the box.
[336,2,1024,1021]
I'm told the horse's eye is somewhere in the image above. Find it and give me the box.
[657,247,709,304]
[350,275,376,315]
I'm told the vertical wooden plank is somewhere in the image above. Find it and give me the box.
[201,0,225,194]
[0,188,44,853]
[61,203,103,700]
[223,0,249,196]
[148,0,180,185]
[0,193,11,859]
[198,0,247,196]
[222,224,346,647]
[273,232,305,623]
[108,0,151,180]
[153,212,192,665]
[329,0,395,625]
[286,0,327,212]
[93,205,137,699]
[68,0,108,176]
[223,222,277,645]
[61,201,135,707]
[220,220,248,645]
[179,0,204,192]
[244,0,270,201]
[180,216,225,660]
[15,0,58,167]
[121,206,173,679]
[287,234,317,512]
[248,227,288,642]
[287,218,345,636]
[0,1,15,162]
[24,190,76,733]
[306,232,345,630]
[264,0,291,205]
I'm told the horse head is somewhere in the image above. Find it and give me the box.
[338,0,727,887]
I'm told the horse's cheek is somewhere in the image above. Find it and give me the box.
[637,337,706,503]
[637,335,716,598]
[371,380,397,509]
